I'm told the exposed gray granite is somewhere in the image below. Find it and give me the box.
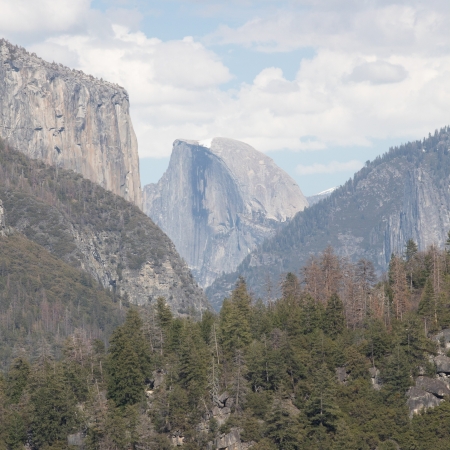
[143,137,308,288]
[0,39,142,208]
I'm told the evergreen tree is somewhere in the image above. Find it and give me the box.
[157,297,173,330]
[404,239,418,261]
[121,308,152,379]
[305,363,340,432]
[6,357,30,403]
[220,278,252,354]
[418,277,435,333]
[107,309,152,407]
[301,294,324,334]
[177,323,208,404]
[29,364,80,448]
[324,293,345,338]
[265,399,304,449]
[4,411,26,450]
[107,327,145,407]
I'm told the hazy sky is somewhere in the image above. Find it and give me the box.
[1,0,449,195]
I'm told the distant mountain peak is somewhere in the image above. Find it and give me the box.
[143,137,308,287]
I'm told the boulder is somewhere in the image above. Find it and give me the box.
[218,392,229,403]
[407,386,442,417]
[336,367,349,384]
[170,431,185,446]
[225,397,235,408]
[435,355,450,374]
[368,367,381,390]
[151,369,166,389]
[67,432,85,447]
[207,428,242,450]
[433,329,450,349]
[416,376,450,398]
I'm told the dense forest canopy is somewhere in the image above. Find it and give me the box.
[2,241,450,449]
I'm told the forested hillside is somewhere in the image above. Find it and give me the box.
[0,233,126,370]
[3,244,450,449]
[207,127,450,308]
[0,137,207,315]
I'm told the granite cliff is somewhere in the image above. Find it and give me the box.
[0,39,142,208]
[207,127,450,307]
[0,137,207,316]
[143,137,308,287]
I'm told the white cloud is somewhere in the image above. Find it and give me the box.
[207,2,450,55]
[347,61,408,85]
[0,0,91,35]
[1,0,450,164]
[296,160,364,175]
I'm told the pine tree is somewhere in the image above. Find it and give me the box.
[107,327,145,407]
[220,278,252,355]
[324,293,345,338]
[4,411,26,450]
[404,239,418,261]
[301,294,324,334]
[306,362,340,432]
[265,398,304,448]
[29,364,80,448]
[107,309,151,407]
[418,278,435,334]
[6,356,30,403]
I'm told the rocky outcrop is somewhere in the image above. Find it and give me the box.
[0,39,142,208]
[207,127,450,304]
[415,376,450,398]
[435,355,450,374]
[407,385,444,417]
[306,187,336,206]
[0,142,207,316]
[336,367,349,385]
[207,429,242,450]
[143,138,308,289]
[369,367,382,391]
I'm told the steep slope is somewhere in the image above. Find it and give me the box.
[143,137,308,287]
[0,39,142,208]
[207,127,450,308]
[0,138,207,316]
[306,187,337,206]
[0,231,126,368]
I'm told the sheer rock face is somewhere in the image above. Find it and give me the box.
[206,128,450,306]
[143,137,308,287]
[0,39,142,208]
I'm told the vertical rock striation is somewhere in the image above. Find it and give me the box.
[143,137,308,287]
[0,39,142,208]
[206,127,450,306]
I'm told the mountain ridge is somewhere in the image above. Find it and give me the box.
[206,127,450,308]
[0,137,208,316]
[143,137,308,287]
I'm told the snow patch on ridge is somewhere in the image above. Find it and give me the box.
[198,138,213,148]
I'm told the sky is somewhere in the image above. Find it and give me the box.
[1,0,449,196]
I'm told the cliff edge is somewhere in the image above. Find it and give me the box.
[0,39,142,208]
[143,137,308,287]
